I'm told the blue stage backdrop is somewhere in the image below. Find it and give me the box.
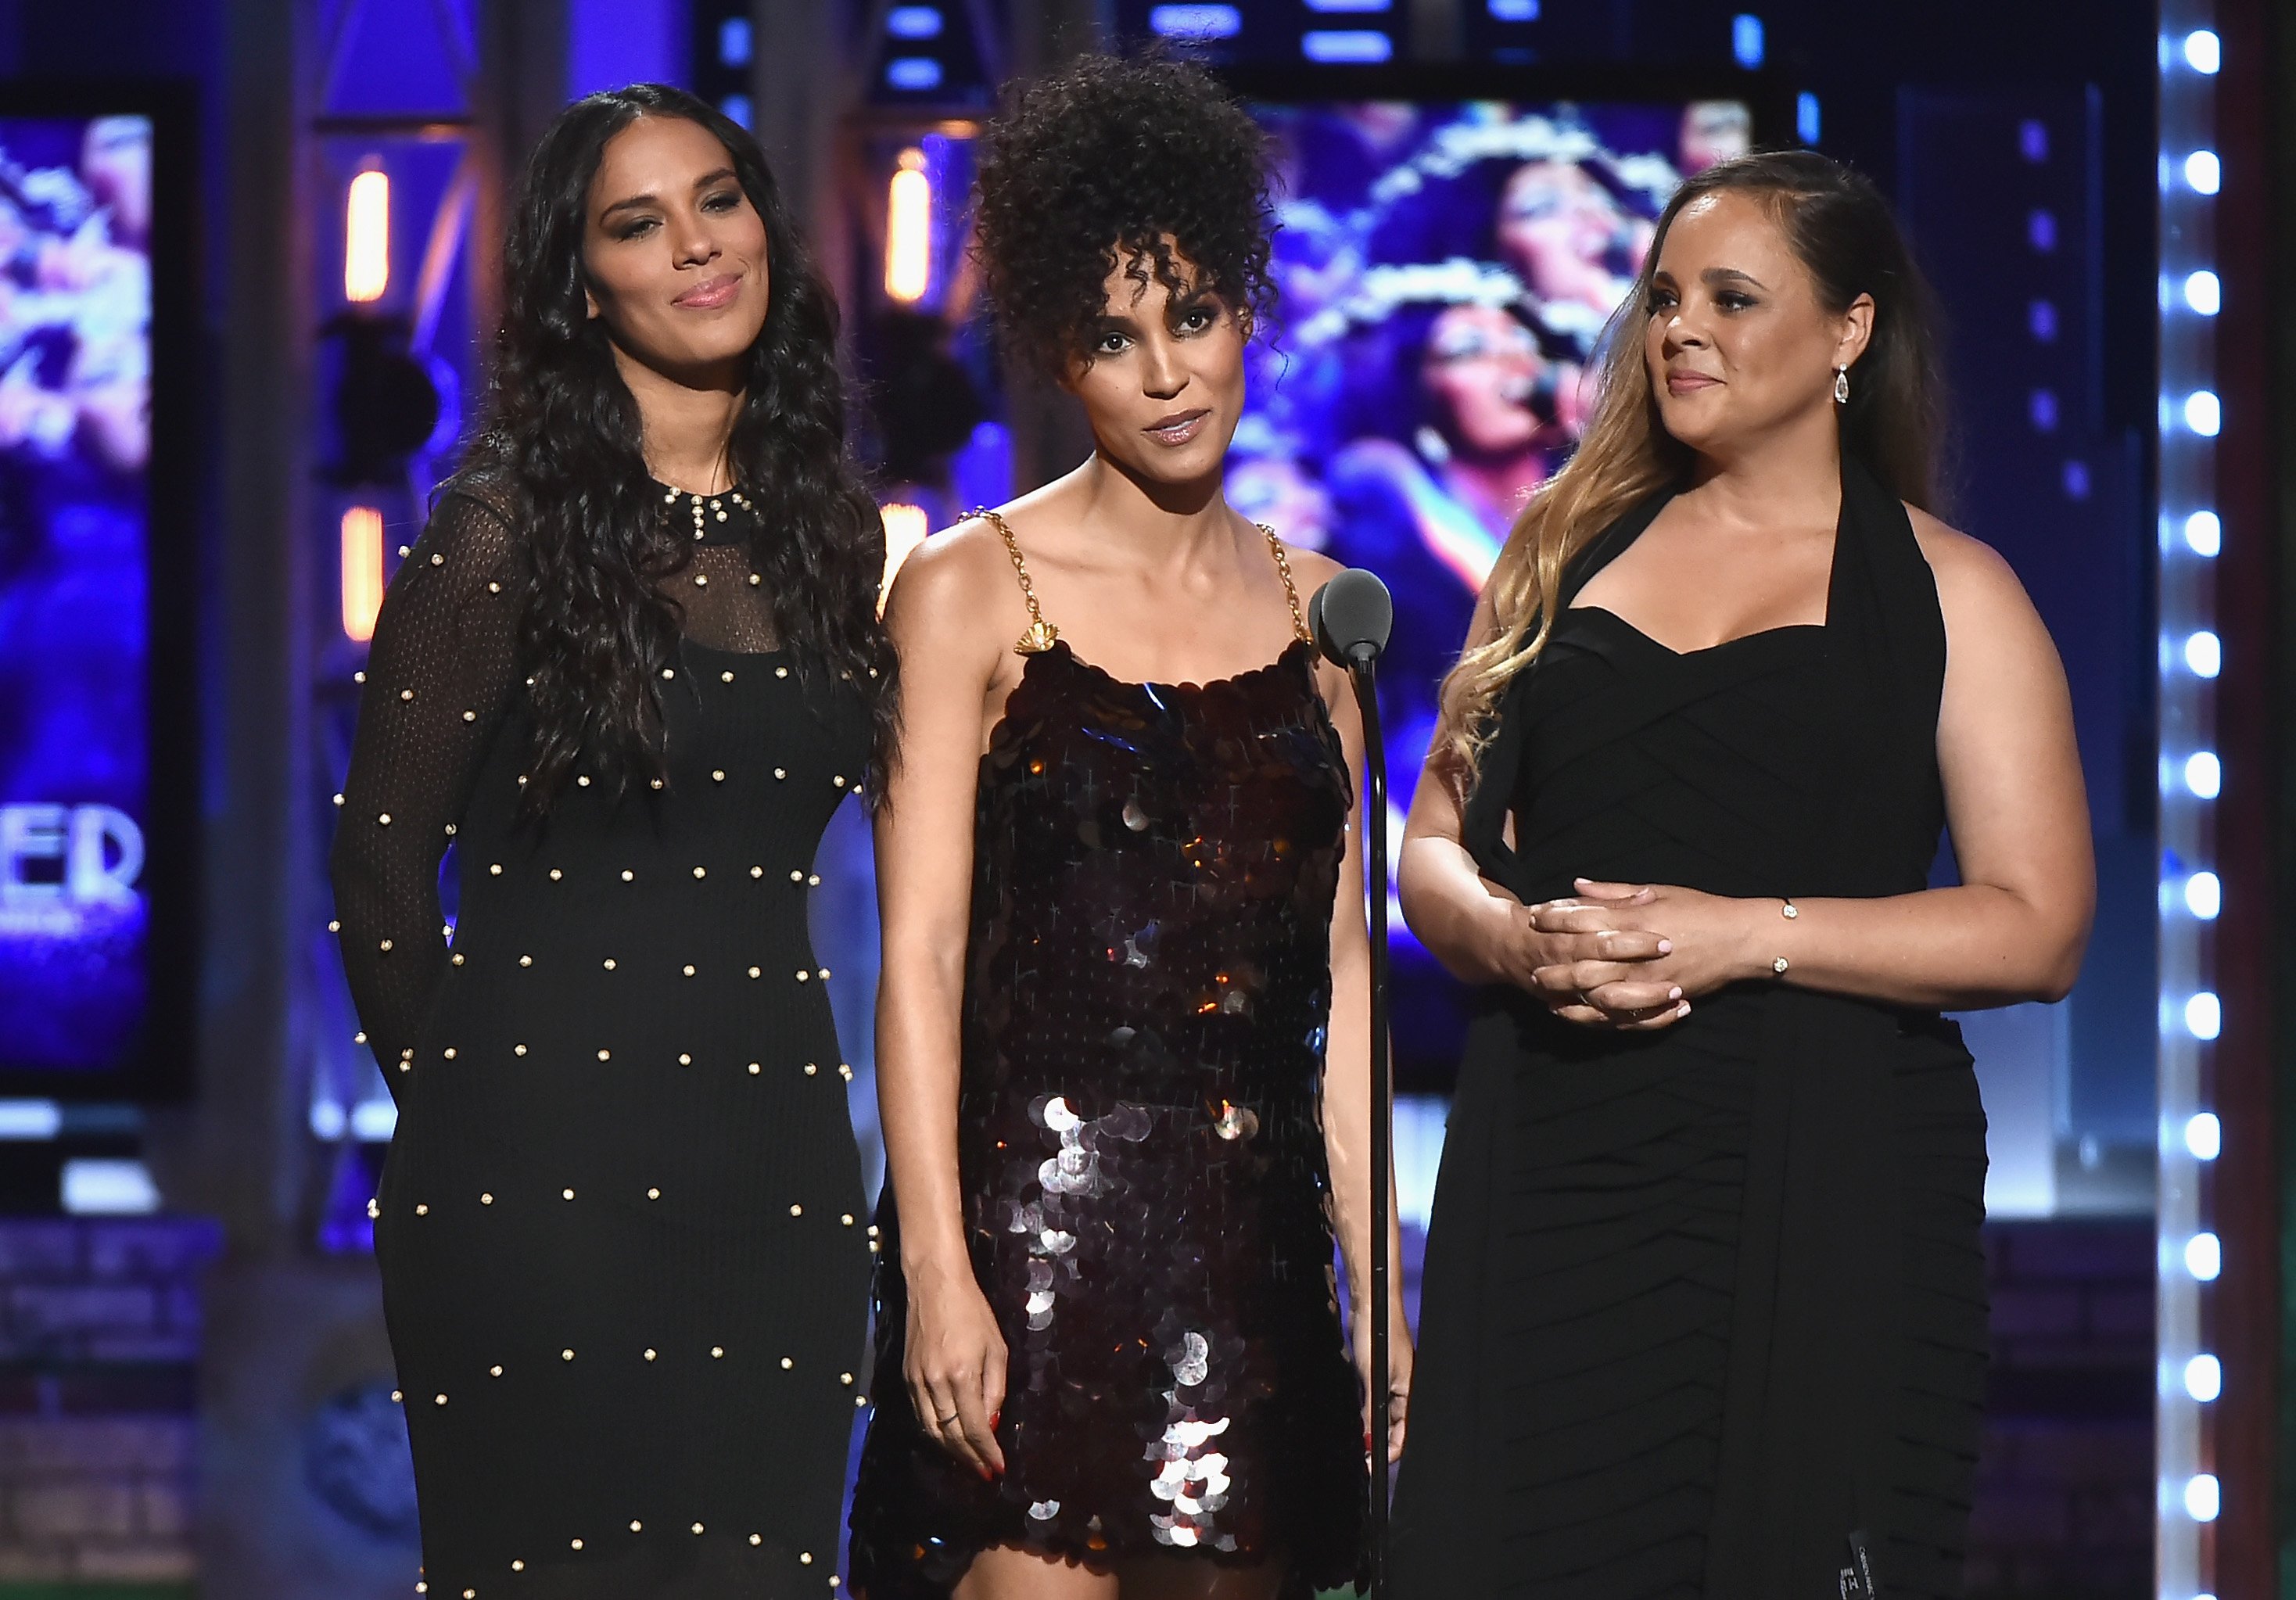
[0,110,163,1082]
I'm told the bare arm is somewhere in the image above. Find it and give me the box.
[1397,584,1672,1007]
[873,526,1013,1479]
[1294,549,1412,1461]
[1537,517,2095,1010]
[1399,585,1534,986]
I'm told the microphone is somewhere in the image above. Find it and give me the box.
[1309,565,1397,1595]
[1308,569,1394,669]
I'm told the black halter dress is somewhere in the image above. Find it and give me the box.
[848,518,1367,1598]
[1388,458,1989,1598]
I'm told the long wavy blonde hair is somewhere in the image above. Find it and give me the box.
[1430,149,1946,791]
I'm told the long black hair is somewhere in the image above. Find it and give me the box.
[460,82,895,809]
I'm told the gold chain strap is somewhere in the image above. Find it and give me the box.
[968,506,1060,655]
[967,508,1307,654]
[1260,522,1311,644]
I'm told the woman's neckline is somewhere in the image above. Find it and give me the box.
[1559,480,1844,655]
[650,475,759,547]
[1037,634,1313,695]
[1562,604,1825,661]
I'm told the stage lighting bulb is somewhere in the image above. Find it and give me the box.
[2185,1474,2221,1522]
[2183,630,2221,678]
[2183,871,2222,920]
[2184,30,2221,74]
[879,502,931,608]
[1301,29,1394,62]
[2183,511,2221,556]
[341,506,386,643]
[2185,1354,2222,1401]
[2186,1111,2222,1160]
[2184,150,2221,196]
[885,149,931,303]
[2184,270,2221,314]
[2185,1232,2222,1281]
[885,57,943,91]
[1731,14,1764,69]
[1150,2,1243,35]
[345,168,390,304]
[2183,991,2221,1041]
[2183,389,2222,436]
[2183,752,2221,798]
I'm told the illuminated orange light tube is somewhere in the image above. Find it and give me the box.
[345,167,390,303]
[885,149,931,303]
[341,506,386,642]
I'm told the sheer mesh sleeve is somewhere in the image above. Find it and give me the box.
[329,489,522,1075]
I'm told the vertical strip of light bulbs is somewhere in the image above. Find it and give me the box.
[2157,13,2222,1600]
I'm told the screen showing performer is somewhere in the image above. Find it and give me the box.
[1235,95,1751,1081]
[0,113,156,1075]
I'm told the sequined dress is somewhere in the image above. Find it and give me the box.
[331,480,874,1599]
[848,524,1367,1598]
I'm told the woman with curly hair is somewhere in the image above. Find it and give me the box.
[330,84,892,1597]
[848,54,1406,1600]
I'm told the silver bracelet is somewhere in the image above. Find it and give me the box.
[1773,897,1796,977]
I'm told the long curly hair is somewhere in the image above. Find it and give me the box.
[1433,149,1947,787]
[973,53,1279,377]
[457,83,895,811]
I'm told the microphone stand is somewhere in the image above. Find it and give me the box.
[1347,647,1394,1598]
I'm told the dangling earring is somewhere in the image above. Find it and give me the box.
[1833,365,1851,405]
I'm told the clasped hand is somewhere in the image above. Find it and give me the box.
[1512,878,1755,1030]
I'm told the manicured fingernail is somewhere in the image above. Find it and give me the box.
[1668,987,1682,999]
[1658,940,1674,953]
[990,1410,1000,1430]
[1677,1000,1692,1017]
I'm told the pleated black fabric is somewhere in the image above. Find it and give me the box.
[1390,457,1989,1598]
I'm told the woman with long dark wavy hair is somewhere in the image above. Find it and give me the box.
[1389,151,2093,1596]
[331,84,893,1598]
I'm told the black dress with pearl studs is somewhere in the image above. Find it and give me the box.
[332,480,873,1600]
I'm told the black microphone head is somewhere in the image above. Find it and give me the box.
[1310,568,1394,668]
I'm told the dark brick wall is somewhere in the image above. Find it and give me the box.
[0,1220,218,1587]
[1968,1218,2154,1599]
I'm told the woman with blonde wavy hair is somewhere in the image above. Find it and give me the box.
[1387,149,2093,1598]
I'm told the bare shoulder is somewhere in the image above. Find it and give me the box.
[884,514,1025,644]
[1280,543,1347,594]
[1902,503,2045,632]
[1903,504,2063,687]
